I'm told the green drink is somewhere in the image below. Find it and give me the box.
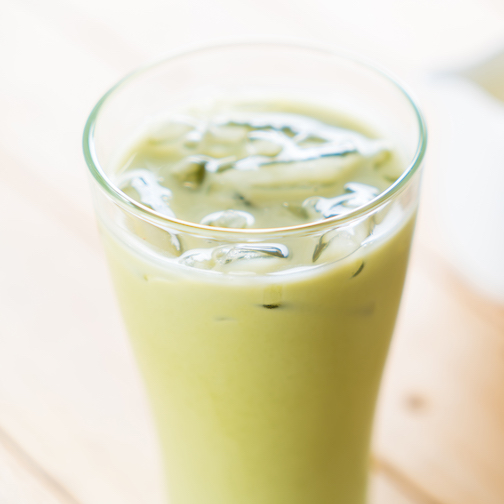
[84,43,426,504]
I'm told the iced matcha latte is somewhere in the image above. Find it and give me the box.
[83,43,426,504]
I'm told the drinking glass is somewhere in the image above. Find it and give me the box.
[83,41,426,504]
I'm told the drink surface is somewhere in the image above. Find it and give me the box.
[116,100,401,231]
[101,100,417,504]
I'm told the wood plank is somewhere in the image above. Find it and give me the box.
[0,156,165,504]
[2,1,504,503]
[0,0,133,217]
[0,426,74,504]
[370,459,440,504]
[18,0,504,73]
[374,240,504,504]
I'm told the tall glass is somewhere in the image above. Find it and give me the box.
[83,42,426,504]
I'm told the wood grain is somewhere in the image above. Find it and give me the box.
[1,0,504,502]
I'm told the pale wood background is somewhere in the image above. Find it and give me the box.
[1,0,504,503]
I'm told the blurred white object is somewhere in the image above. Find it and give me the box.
[427,51,504,303]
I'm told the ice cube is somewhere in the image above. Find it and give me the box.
[233,128,356,171]
[177,243,289,272]
[212,243,289,265]
[233,155,274,171]
[296,135,326,147]
[246,137,283,157]
[185,129,203,144]
[200,210,255,228]
[218,111,388,158]
[178,249,214,269]
[313,227,363,263]
[122,213,183,257]
[147,121,193,144]
[282,202,309,220]
[119,169,175,217]
[208,124,248,144]
[171,157,206,188]
[215,155,362,204]
[183,122,207,148]
[344,182,380,206]
[204,156,237,173]
[303,194,352,219]
[303,182,379,219]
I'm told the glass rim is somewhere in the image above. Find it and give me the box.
[83,39,427,239]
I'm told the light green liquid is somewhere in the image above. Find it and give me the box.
[101,101,415,504]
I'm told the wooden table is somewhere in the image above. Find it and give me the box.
[1,1,504,502]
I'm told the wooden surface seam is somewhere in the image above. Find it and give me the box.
[0,425,82,504]
[372,456,447,504]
